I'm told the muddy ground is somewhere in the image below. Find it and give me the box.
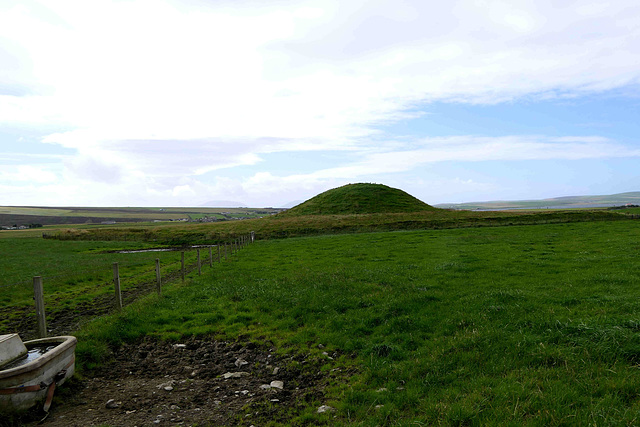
[2,264,349,426]
[5,336,347,426]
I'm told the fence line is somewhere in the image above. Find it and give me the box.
[14,233,255,339]
[0,253,202,290]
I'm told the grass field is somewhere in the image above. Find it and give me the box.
[67,219,640,425]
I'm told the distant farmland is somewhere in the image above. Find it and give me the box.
[0,206,284,228]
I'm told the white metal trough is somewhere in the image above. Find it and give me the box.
[0,334,77,412]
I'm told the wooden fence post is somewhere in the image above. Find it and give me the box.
[197,249,202,275]
[33,276,47,338]
[155,258,161,295]
[209,246,213,267]
[217,245,221,262]
[113,263,123,310]
[181,251,185,282]
[251,231,255,243]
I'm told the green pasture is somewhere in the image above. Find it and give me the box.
[75,220,640,425]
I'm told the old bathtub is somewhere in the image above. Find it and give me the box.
[0,335,77,412]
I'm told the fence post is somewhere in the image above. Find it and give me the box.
[155,258,161,295]
[33,276,47,338]
[224,243,228,260]
[251,231,255,243]
[113,263,123,310]
[209,246,213,267]
[217,245,221,262]
[197,249,202,275]
[181,251,185,282]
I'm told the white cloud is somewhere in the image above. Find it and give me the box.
[0,165,58,184]
[1,1,640,205]
[299,135,640,179]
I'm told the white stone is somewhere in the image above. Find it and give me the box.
[222,372,250,379]
[270,380,284,390]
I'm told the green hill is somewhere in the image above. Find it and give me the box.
[279,183,436,216]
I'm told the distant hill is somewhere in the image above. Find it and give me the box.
[279,183,436,216]
[280,199,304,209]
[436,191,640,210]
[200,200,247,208]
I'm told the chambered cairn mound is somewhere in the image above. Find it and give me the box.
[280,183,436,216]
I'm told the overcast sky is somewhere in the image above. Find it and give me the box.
[1,0,639,207]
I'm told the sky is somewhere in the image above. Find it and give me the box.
[1,0,639,208]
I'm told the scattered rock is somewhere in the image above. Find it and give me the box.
[173,344,187,349]
[375,405,384,410]
[272,367,280,375]
[235,358,249,368]
[157,380,176,391]
[270,380,284,390]
[222,371,250,379]
[105,399,120,409]
[376,387,388,392]
[317,405,335,413]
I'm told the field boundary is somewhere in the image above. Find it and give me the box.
[4,233,255,340]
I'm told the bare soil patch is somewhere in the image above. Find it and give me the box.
[7,336,345,426]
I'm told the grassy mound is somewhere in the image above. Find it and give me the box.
[280,183,436,216]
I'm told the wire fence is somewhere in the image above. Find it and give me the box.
[1,232,255,340]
